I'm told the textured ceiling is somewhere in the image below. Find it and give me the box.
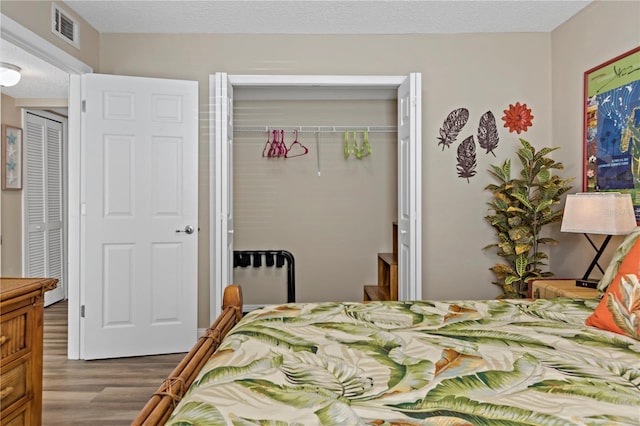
[0,38,70,100]
[0,0,592,100]
[65,0,592,34]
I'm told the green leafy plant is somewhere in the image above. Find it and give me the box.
[484,138,573,298]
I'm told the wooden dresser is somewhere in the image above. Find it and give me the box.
[1,277,57,426]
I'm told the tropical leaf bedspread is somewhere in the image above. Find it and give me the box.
[167,298,640,425]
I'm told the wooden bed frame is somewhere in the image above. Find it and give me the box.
[132,285,244,425]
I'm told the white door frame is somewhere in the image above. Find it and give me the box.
[210,74,422,321]
[1,14,93,359]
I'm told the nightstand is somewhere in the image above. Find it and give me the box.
[530,279,599,299]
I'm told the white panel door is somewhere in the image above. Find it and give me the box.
[397,73,422,300]
[210,72,234,321]
[82,74,198,359]
[23,111,65,306]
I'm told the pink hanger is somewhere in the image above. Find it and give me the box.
[268,130,280,158]
[277,130,287,157]
[285,130,308,158]
[262,129,273,157]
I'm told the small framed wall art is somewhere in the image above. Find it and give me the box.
[2,125,23,190]
[583,46,640,222]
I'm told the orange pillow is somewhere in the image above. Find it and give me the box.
[597,226,640,291]
[585,235,640,340]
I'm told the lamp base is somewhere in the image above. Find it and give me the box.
[575,279,599,289]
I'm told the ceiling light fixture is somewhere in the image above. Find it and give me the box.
[0,62,22,87]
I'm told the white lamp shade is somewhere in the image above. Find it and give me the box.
[0,63,22,87]
[561,192,637,235]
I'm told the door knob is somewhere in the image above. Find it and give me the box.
[176,225,195,234]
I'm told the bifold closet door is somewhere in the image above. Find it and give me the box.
[24,111,65,306]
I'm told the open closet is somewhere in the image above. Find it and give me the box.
[209,73,422,321]
[233,101,396,309]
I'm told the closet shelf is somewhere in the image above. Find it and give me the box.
[233,125,397,134]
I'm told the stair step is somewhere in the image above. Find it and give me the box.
[378,252,397,266]
[363,285,390,301]
[362,222,399,302]
[377,253,398,301]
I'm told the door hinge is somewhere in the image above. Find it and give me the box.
[82,100,86,112]
[80,305,85,318]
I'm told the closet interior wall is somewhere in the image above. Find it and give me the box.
[233,98,397,304]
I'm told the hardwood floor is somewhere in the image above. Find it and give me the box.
[43,301,186,425]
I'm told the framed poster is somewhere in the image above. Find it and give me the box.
[583,46,640,222]
[1,125,23,190]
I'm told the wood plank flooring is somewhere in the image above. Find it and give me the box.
[43,301,186,425]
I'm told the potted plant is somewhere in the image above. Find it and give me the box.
[484,138,574,298]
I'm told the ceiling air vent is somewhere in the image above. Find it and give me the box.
[52,3,79,49]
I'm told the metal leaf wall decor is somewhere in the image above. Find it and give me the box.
[456,135,477,183]
[477,111,499,157]
[502,102,534,134]
[437,107,469,150]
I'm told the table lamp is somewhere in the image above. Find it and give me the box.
[560,192,637,288]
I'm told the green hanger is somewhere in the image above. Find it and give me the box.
[345,130,372,159]
[352,131,360,158]
[344,131,351,159]
[359,130,371,158]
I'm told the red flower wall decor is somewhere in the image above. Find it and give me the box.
[502,102,534,134]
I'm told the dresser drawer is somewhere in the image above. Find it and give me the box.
[1,278,56,426]
[1,403,31,426]
[0,306,31,360]
[0,357,31,413]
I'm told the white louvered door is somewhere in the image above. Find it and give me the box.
[24,111,65,306]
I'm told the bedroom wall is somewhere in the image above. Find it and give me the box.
[0,0,100,70]
[2,1,638,329]
[550,1,640,279]
[99,1,640,326]
[1,1,100,277]
[98,32,551,326]
[1,94,23,276]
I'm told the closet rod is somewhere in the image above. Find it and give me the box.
[233,125,397,134]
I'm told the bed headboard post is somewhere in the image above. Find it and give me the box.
[223,284,243,321]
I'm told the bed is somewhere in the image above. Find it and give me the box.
[132,282,640,425]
